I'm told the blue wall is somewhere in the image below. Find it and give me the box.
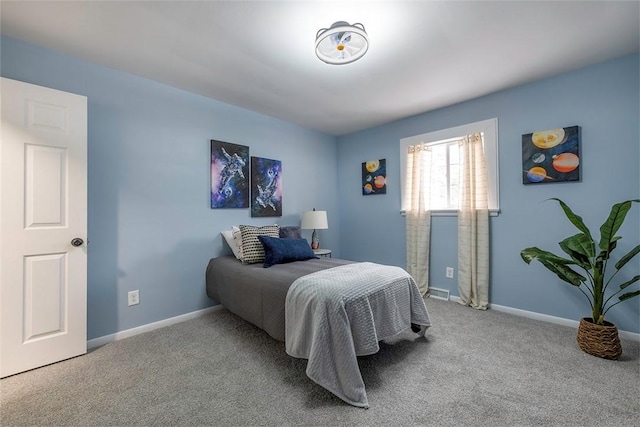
[1,36,340,339]
[3,35,638,337]
[337,54,640,333]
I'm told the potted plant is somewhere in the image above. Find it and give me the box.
[521,198,639,359]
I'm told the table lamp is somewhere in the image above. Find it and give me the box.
[301,209,328,250]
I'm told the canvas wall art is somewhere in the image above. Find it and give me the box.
[250,156,282,217]
[362,159,386,195]
[211,140,249,208]
[522,126,580,185]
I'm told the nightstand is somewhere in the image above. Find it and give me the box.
[313,249,332,258]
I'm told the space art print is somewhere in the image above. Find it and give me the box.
[250,156,282,217]
[522,126,580,185]
[210,140,249,208]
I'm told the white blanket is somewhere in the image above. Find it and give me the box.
[285,262,431,408]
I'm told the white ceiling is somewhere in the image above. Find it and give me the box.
[2,1,638,136]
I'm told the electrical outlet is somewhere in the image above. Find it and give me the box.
[446,267,454,279]
[128,290,140,306]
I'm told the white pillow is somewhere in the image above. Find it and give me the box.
[232,226,243,260]
[221,227,242,260]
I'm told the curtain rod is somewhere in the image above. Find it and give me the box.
[408,132,484,153]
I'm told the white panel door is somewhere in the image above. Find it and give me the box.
[1,77,87,378]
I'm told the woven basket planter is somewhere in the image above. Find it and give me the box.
[576,318,622,360]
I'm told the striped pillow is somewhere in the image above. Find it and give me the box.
[239,224,280,264]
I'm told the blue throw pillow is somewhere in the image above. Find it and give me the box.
[257,236,317,268]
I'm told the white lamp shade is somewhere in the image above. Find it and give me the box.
[301,210,328,230]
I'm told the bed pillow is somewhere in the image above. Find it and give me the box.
[279,225,302,239]
[257,235,317,268]
[231,226,243,260]
[221,227,242,260]
[239,224,280,264]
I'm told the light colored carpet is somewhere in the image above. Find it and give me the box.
[1,298,638,426]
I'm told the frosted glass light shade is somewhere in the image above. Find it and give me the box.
[315,21,369,65]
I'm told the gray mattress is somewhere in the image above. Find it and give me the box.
[205,255,353,341]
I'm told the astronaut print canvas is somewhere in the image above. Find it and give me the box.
[210,140,249,208]
[250,156,282,217]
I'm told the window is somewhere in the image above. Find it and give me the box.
[400,118,500,215]
[416,139,460,209]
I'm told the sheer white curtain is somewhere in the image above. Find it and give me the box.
[405,144,433,295]
[457,133,490,309]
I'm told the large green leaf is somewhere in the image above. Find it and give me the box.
[619,290,640,301]
[597,237,620,262]
[615,244,640,270]
[558,233,594,269]
[549,198,592,238]
[599,200,639,252]
[619,275,640,290]
[521,247,573,264]
[521,247,586,286]
[596,236,621,262]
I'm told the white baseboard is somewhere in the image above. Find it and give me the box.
[87,305,223,349]
[447,295,639,342]
[89,298,639,349]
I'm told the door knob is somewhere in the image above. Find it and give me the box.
[71,238,84,247]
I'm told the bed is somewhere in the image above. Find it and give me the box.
[206,255,354,342]
[206,254,431,408]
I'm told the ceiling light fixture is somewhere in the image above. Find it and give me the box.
[315,21,369,65]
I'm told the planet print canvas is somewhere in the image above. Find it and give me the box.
[362,159,386,195]
[522,126,580,185]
